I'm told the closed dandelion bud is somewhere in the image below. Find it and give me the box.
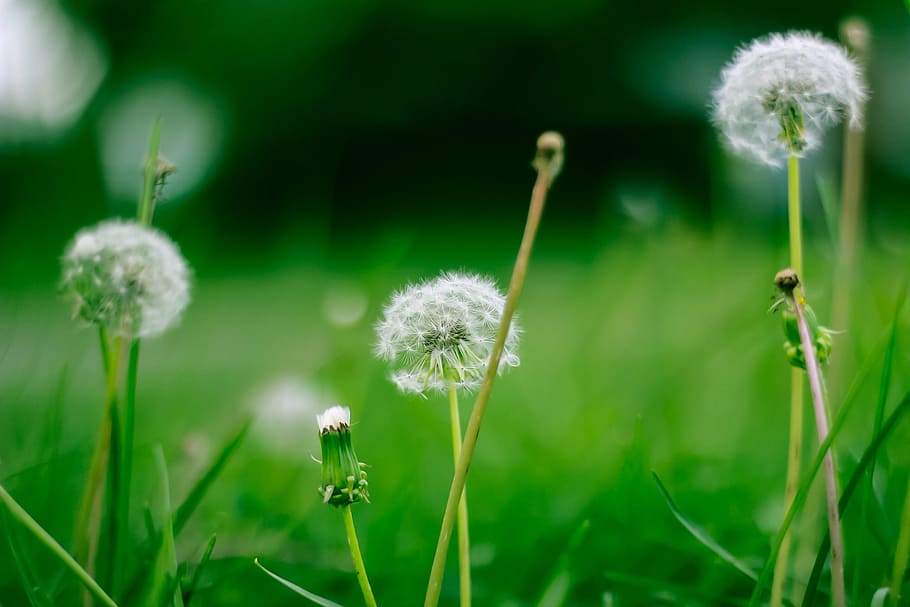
[60,219,190,338]
[712,31,866,167]
[774,270,835,370]
[375,272,521,395]
[316,406,369,507]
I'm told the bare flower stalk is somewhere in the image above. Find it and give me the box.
[830,18,871,391]
[423,132,563,607]
[778,270,846,607]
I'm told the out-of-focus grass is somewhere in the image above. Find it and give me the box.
[1,222,908,606]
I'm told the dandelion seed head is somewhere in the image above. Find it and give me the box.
[61,219,190,338]
[317,405,351,433]
[712,31,866,167]
[375,272,520,395]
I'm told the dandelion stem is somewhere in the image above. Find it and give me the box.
[789,289,846,607]
[788,154,803,277]
[448,380,472,607]
[771,154,805,607]
[113,340,139,599]
[0,484,119,607]
[424,132,562,607]
[342,505,377,607]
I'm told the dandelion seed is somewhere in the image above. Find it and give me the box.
[375,272,520,395]
[712,31,866,167]
[60,219,191,338]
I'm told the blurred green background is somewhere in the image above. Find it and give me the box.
[2,0,910,605]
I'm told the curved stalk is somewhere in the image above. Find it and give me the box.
[424,133,562,607]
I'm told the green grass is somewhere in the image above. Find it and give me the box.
[1,224,909,606]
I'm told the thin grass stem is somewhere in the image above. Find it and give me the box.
[342,505,377,607]
[0,484,119,607]
[423,132,562,607]
[448,380,471,607]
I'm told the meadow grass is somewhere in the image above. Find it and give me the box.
[2,217,909,605]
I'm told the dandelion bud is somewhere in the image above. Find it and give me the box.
[375,272,521,395]
[712,31,867,167]
[316,406,369,507]
[774,268,800,294]
[60,219,191,338]
[534,131,565,178]
[773,270,834,369]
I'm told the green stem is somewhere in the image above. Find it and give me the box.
[448,381,471,607]
[113,340,139,599]
[788,154,803,277]
[424,134,561,607]
[890,482,910,607]
[101,335,124,593]
[0,484,119,607]
[771,154,804,607]
[790,293,846,607]
[342,505,377,607]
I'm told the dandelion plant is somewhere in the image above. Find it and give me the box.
[318,405,376,607]
[713,33,864,607]
[62,124,191,597]
[773,269,845,607]
[376,272,521,606]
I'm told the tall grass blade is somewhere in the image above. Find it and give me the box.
[801,390,910,607]
[853,287,905,602]
[253,559,344,607]
[183,534,217,606]
[173,419,251,536]
[139,446,184,607]
[653,473,758,581]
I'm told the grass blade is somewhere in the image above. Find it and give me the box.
[653,472,757,581]
[1,507,53,607]
[183,534,217,606]
[801,390,910,607]
[535,519,591,607]
[870,587,890,607]
[139,446,184,607]
[0,484,119,607]
[254,559,344,607]
[173,419,251,536]
[853,287,905,600]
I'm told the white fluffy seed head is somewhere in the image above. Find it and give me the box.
[317,405,351,433]
[712,31,867,167]
[374,272,521,395]
[60,219,191,338]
